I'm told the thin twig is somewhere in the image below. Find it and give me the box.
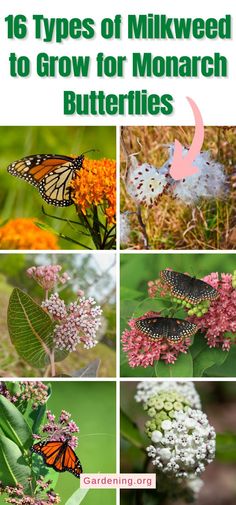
[137,205,149,249]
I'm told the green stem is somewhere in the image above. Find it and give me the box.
[50,350,56,377]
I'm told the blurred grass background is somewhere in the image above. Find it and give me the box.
[0,126,116,250]
[120,381,236,505]
[0,253,116,377]
[120,126,236,250]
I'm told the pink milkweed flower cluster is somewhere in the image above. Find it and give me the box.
[33,410,79,450]
[188,272,236,350]
[27,265,70,292]
[42,294,102,352]
[121,311,191,367]
[0,481,60,505]
[147,278,170,298]
[0,381,49,409]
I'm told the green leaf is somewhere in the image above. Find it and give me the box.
[0,396,32,451]
[120,359,155,378]
[24,403,47,433]
[154,352,193,378]
[0,433,31,489]
[7,288,55,368]
[120,409,145,450]
[205,345,236,377]
[65,488,89,505]
[32,453,59,489]
[193,345,228,377]
[190,333,206,359]
[216,433,236,462]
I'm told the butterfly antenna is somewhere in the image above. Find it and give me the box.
[81,149,99,156]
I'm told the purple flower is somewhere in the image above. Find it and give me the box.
[36,410,80,449]
[0,381,48,409]
[0,480,60,504]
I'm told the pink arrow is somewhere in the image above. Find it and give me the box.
[170,97,204,181]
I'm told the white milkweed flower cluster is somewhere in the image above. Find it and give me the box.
[146,408,216,479]
[135,381,201,410]
[135,381,216,500]
[126,145,227,207]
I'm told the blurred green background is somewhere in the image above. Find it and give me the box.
[0,253,116,377]
[0,381,116,505]
[120,381,236,505]
[120,253,236,377]
[50,381,116,505]
[120,253,236,293]
[0,126,116,249]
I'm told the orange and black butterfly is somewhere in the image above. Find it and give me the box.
[31,440,83,478]
[7,153,84,207]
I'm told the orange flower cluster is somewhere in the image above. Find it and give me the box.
[70,158,116,224]
[0,218,59,250]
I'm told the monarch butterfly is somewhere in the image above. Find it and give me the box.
[31,440,83,478]
[160,269,218,305]
[7,153,85,207]
[136,316,198,343]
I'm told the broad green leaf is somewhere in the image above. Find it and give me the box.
[120,359,155,378]
[65,488,89,505]
[24,403,47,433]
[190,333,206,359]
[154,360,171,378]
[216,433,236,462]
[206,345,236,377]
[32,453,59,489]
[8,288,55,368]
[193,346,228,377]
[0,396,32,451]
[0,433,31,489]
[155,352,193,378]
[120,409,145,450]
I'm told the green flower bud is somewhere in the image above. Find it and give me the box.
[144,390,190,439]
[232,271,236,289]
[147,407,156,417]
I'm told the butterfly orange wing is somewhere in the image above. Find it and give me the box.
[7,154,84,207]
[32,441,83,478]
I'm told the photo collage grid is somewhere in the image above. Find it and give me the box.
[0,125,236,505]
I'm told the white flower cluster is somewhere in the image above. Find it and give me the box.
[146,408,216,479]
[135,381,201,410]
[126,145,227,207]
